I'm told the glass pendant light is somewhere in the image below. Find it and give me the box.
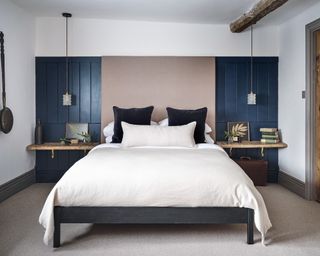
[62,12,72,106]
[247,25,256,105]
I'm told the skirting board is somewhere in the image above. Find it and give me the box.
[0,169,35,203]
[278,171,305,198]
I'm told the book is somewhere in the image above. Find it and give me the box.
[262,134,279,139]
[261,131,279,135]
[260,128,278,132]
[261,139,280,144]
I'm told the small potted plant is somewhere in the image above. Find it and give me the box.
[224,123,248,143]
[78,132,91,143]
[224,130,238,144]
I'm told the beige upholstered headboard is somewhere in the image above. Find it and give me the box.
[101,56,216,141]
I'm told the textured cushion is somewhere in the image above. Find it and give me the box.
[121,121,196,148]
[167,107,207,143]
[112,106,154,143]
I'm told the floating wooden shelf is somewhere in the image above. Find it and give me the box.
[27,142,99,158]
[216,141,287,157]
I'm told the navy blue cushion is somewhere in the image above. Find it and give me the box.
[112,106,154,143]
[167,107,207,144]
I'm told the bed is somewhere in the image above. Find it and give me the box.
[39,143,271,247]
[40,57,271,247]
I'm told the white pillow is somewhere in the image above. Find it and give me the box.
[103,121,157,137]
[103,122,115,137]
[105,136,112,144]
[121,121,196,148]
[205,134,215,144]
[158,118,213,134]
[105,131,208,145]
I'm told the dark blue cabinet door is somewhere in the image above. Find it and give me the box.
[36,57,101,182]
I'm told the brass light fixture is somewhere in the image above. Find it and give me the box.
[62,12,72,106]
[247,25,256,105]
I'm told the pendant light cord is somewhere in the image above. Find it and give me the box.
[250,25,253,93]
[65,15,69,94]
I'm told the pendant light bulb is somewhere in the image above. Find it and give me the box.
[247,25,256,105]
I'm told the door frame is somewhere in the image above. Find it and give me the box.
[305,18,320,200]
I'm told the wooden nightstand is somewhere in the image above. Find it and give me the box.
[27,142,99,159]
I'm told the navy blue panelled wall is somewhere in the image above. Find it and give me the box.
[36,57,101,182]
[216,57,279,182]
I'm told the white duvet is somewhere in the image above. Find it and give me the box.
[39,143,271,245]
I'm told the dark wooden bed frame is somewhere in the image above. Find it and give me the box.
[53,206,254,247]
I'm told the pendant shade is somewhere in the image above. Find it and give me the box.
[247,91,256,105]
[63,92,72,106]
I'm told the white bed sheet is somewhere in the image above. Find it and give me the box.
[39,143,271,245]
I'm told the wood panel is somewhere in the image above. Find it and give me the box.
[216,57,279,182]
[35,57,101,182]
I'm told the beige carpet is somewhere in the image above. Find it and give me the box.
[0,184,320,256]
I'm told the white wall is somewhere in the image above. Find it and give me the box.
[36,17,279,57]
[278,2,320,182]
[0,0,35,185]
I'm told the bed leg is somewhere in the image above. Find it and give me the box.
[53,207,61,248]
[247,209,254,244]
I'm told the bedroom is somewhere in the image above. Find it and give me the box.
[0,0,320,255]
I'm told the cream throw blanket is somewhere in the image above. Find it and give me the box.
[39,144,271,245]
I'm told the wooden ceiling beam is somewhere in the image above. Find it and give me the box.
[230,0,288,33]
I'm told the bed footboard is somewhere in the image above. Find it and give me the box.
[53,206,254,247]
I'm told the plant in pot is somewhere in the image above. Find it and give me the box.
[224,123,248,143]
[78,131,91,143]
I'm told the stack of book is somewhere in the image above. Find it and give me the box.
[260,128,280,144]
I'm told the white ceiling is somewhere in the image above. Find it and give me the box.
[10,0,320,25]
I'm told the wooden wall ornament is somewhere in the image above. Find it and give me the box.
[230,0,288,33]
[0,31,14,134]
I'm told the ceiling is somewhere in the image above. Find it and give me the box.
[10,0,320,25]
